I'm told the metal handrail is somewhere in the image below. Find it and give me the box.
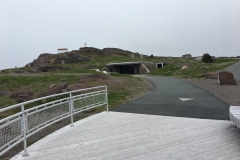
[0,85,106,113]
[0,85,108,157]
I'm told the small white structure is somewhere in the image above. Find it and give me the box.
[84,43,87,47]
[156,62,164,68]
[195,56,203,61]
[103,71,109,75]
[57,48,68,54]
[132,54,135,59]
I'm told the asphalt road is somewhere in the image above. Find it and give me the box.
[112,76,229,120]
[224,61,240,82]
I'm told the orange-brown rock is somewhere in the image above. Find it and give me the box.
[219,71,237,85]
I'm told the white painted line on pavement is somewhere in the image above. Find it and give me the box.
[179,98,194,101]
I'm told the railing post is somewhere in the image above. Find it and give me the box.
[70,93,74,127]
[105,86,109,112]
[21,105,29,157]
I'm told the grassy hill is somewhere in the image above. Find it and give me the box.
[0,49,238,109]
[0,49,238,159]
[0,49,238,108]
[56,55,238,78]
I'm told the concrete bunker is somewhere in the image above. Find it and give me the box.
[156,62,167,68]
[106,62,153,74]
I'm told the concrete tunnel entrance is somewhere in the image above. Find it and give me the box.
[106,62,154,74]
[117,65,134,74]
[107,62,141,74]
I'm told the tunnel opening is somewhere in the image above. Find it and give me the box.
[118,65,134,74]
[156,62,165,68]
[106,62,153,74]
[157,63,163,68]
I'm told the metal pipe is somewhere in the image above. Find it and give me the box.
[105,86,109,112]
[21,105,29,157]
[70,93,74,127]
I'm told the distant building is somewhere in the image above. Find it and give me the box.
[182,54,192,58]
[195,56,203,61]
[84,43,87,47]
[57,48,68,53]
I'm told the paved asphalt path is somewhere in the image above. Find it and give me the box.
[112,76,229,120]
[224,60,240,82]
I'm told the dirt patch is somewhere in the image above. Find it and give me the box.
[90,74,109,80]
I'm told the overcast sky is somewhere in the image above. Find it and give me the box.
[1,0,240,70]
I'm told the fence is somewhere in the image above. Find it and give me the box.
[0,86,108,157]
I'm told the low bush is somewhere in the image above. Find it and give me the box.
[202,53,213,63]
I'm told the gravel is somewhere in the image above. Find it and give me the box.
[184,79,240,106]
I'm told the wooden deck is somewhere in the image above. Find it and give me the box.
[11,112,240,160]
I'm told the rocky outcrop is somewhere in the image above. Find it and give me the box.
[31,53,54,67]
[78,47,137,57]
[30,52,90,67]
[37,82,68,98]
[102,48,137,56]
[218,71,237,85]
[67,83,89,91]
[79,47,105,55]
[26,47,138,73]
[10,91,33,103]
[36,80,92,98]
[0,90,33,103]
[27,52,90,73]
[53,51,90,64]
[0,91,12,97]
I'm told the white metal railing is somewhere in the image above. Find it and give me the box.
[0,86,108,157]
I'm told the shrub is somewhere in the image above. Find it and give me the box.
[202,53,213,63]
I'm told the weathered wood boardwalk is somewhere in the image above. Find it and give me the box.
[11,112,240,160]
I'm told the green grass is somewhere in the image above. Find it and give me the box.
[108,91,131,106]
[0,75,80,111]
[0,54,238,116]
[149,58,238,78]
[54,54,159,73]
[0,75,80,92]
[151,64,179,76]
[0,72,149,118]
